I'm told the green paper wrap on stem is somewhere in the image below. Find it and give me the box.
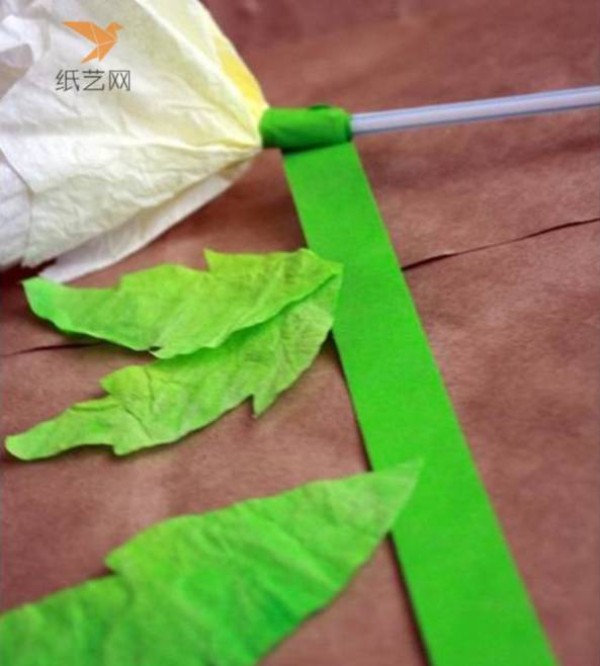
[260,106,351,151]
[261,107,556,666]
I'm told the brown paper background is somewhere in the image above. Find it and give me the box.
[1,0,599,664]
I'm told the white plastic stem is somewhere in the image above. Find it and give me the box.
[351,86,600,135]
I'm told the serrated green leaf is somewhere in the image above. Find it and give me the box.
[24,249,340,359]
[0,465,420,666]
[7,275,340,459]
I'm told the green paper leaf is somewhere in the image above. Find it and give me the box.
[0,465,420,666]
[24,249,339,359]
[7,271,340,459]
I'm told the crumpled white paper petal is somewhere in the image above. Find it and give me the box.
[0,1,50,272]
[42,164,244,282]
[0,0,267,280]
[0,0,50,95]
[0,152,31,263]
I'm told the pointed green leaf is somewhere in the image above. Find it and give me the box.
[24,250,340,359]
[6,276,340,459]
[0,578,128,665]
[0,465,420,666]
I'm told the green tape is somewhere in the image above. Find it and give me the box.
[260,106,351,151]
[273,128,556,665]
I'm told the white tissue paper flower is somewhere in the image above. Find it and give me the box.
[0,0,267,281]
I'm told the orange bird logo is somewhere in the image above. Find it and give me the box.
[63,22,123,63]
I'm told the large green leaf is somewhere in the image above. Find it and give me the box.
[24,250,339,359]
[0,465,420,666]
[7,273,340,459]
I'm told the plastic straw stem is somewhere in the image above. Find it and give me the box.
[351,86,600,135]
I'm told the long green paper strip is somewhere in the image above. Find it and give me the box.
[261,107,556,665]
[0,465,420,666]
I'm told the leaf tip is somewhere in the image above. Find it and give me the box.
[5,434,40,461]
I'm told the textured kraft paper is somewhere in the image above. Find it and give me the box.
[1,0,599,664]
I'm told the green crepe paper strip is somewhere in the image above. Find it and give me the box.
[0,464,420,666]
[24,249,338,359]
[260,106,351,151]
[262,111,556,665]
[6,252,341,459]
